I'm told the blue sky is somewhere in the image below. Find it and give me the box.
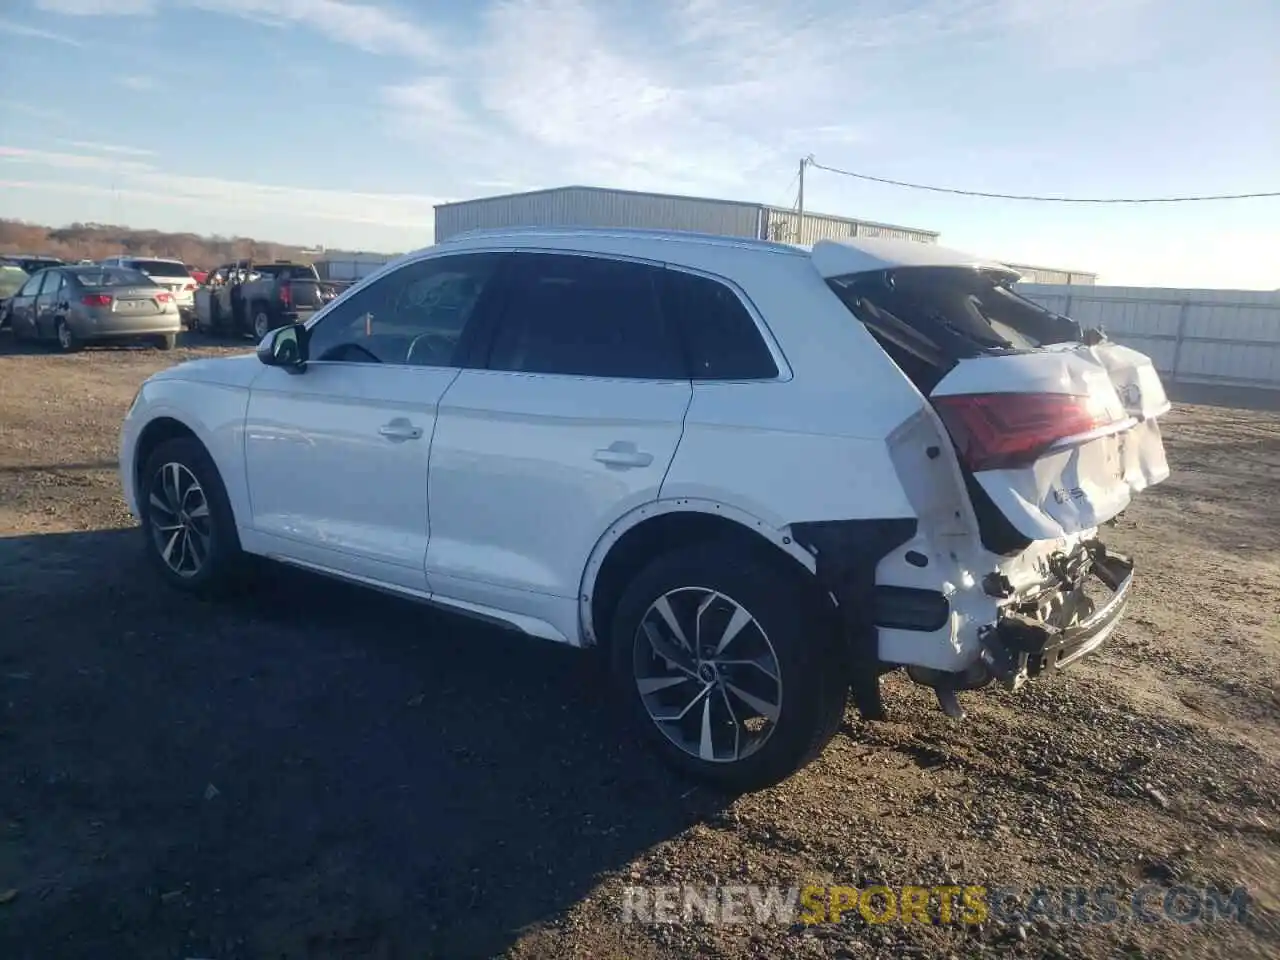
[0,0,1276,287]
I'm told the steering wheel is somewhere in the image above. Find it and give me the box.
[317,342,381,364]
[406,332,455,366]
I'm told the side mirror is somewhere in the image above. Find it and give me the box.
[257,323,307,372]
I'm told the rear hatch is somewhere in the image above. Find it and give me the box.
[127,259,197,302]
[256,265,325,312]
[814,239,1170,546]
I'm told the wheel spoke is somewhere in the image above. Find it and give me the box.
[650,682,713,723]
[150,492,175,516]
[187,501,209,520]
[641,621,696,677]
[652,595,692,652]
[725,682,780,722]
[718,686,742,761]
[637,675,694,695]
[161,527,182,565]
[698,696,715,761]
[713,603,754,656]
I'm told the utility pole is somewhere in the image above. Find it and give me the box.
[796,156,806,245]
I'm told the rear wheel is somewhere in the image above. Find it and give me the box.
[139,437,243,596]
[155,333,177,351]
[55,318,81,353]
[609,541,847,791]
[252,305,271,340]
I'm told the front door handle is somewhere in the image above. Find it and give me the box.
[378,419,424,442]
[593,441,654,469]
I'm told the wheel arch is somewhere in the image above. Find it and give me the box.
[579,499,822,648]
[132,415,205,499]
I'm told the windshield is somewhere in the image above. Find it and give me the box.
[128,259,191,278]
[0,265,29,298]
[71,267,154,288]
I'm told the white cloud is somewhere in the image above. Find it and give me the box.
[35,0,155,13]
[189,0,446,59]
[117,75,157,90]
[0,17,85,45]
[62,140,158,157]
[0,145,444,231]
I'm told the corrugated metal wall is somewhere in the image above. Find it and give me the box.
[1019,283,1280,390]
[434,188,762,242]
[761,208,937,245]
[1008,264,1097,285]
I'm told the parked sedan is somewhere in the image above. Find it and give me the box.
[8,265,182,351]
[0,263,28,329]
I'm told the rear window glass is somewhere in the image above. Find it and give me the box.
[662,270,778,380]
[828,267,1082,364]
[127,259,191,278]
[253,264,315,280]
[70,267,153,287]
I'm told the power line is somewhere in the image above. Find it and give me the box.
[805,158,1280,204]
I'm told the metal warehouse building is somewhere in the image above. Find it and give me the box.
[1004,262,1098,286]
[433,185,940,247]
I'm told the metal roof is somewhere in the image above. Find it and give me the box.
[433,184,938,238]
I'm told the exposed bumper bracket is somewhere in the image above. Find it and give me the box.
[980,543,1135,691]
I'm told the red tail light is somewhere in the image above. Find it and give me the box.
[81,294,112,307]
[279,283,292,306]
[933,392,1117,472]
[155,292,173,303]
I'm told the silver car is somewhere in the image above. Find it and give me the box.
[7,265,182,351]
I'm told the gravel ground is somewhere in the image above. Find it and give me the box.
[0,333,1277,959]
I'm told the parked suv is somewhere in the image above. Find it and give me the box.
[119,228,1170,789]
[99,257,198,327]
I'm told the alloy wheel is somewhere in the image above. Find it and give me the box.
[253,311,270,339]
[632,587,783,763]
[57,322,72,350]
[148,462,212,578]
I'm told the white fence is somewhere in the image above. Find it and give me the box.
[1018,283,1280,391]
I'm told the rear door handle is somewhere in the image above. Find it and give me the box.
[593,442,654,469]
[378,419,423,442]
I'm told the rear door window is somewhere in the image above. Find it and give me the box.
[485,253,684,379]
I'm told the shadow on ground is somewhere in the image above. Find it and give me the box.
[0,529,725,959]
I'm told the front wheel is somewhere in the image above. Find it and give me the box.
[139,437,243,596]
[609,541,847,791]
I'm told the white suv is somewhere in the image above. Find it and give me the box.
[119,228,1170,789]
[100,256,198,326]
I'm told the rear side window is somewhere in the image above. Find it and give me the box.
[127,259,191,278]
[486,254,683,379]
[37,271,61,295]
[662,270,778,380]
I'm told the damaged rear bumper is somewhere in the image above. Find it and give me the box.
[979,543,1134,691]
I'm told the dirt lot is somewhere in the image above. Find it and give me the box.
[1,333,1277,960]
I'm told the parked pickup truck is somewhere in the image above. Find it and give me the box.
[193,260,338,339]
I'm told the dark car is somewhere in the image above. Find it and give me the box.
[7,265,182,351]
[1,255,64,274]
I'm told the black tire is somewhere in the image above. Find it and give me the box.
[251,303,272,340]
[139,436,243,597]
[155,333,177,351]
[55,318,82,353]
[609,540,847,792]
